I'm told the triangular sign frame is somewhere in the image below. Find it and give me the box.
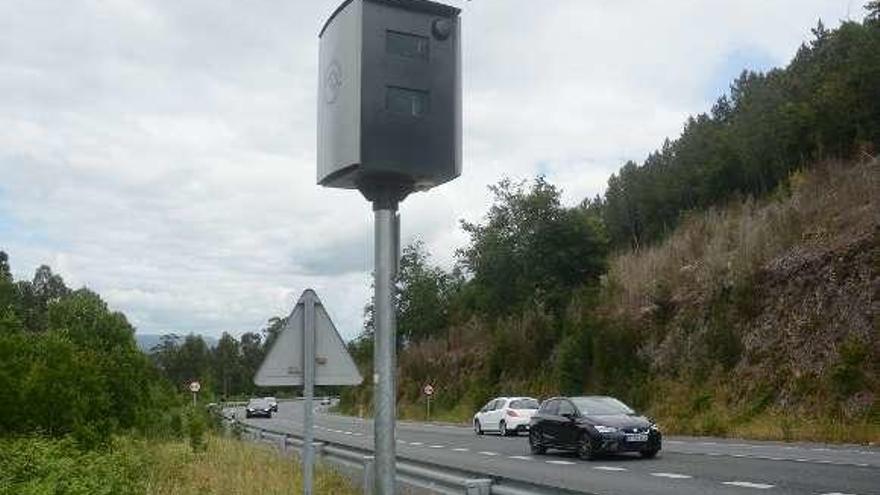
[254,289,363,387]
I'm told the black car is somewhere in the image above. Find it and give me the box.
[245,398,273,418]
[528,396,661,460]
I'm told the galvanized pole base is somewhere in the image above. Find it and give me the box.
[303,292,317,495]
[373,205,398,494]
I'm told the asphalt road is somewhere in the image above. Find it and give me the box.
[236,401,879,495]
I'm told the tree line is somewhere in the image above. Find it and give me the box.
[598,13,880,250]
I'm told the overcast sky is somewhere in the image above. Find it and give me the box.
[0,1,853,341]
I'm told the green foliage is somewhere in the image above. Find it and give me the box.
[458,177,608,316]
[186,406,208,453]
[600,15,880,250]
[0,436,149,495]
[0,253,181,447]
[830,336,870,399]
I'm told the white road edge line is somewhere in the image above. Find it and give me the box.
[721,481,775,489]
[650,472,693,479]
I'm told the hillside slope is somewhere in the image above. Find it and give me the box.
[603,158,878,440]
[355,159,879,443]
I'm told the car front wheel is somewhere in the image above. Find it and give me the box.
[474,419,483,435]
[500,420,509,437]
[529,429,546,455]
[577,434,597,461]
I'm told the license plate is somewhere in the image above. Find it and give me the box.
[625,434,648,442]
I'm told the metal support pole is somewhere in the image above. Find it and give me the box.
[362,455,375,495]
[373,206,398,495]
[303,292,317,495]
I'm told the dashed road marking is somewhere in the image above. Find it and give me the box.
[429,444,445,449]
[479,451,499,456]
[818,492,857,495]
[546,460,576,465]
[650,472,692,479]
[409,442,423,446]
[721,481,775,489]
[593,466,627,472]
[509,455,532,461]
[452,448,469,452]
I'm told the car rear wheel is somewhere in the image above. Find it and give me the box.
[577,434,597,461]
[474,419,483,436]
[529,429,546,455]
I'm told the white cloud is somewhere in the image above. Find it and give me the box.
[0,0,849,340]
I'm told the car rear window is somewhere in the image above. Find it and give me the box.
[540,400,558,415]
[510,399,539,409]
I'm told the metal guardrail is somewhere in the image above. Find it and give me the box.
[231,420,587,495]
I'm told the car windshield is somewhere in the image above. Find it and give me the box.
[248,399,268,408]
[264,397,276,402]
[509,399,539,409]
[571,397,634,416]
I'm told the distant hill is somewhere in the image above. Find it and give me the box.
[135,333,218,353]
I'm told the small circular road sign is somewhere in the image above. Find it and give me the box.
[423,384,434,396]
[189,381,201,393]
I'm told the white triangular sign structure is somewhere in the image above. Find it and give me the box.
[254,289,362,387]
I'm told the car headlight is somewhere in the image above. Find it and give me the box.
[594,425,618,433]
[247,408,254,412]
[650,424,661,431]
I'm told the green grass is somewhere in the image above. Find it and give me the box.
[0,434,357,495]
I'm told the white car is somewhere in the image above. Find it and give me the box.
[473,397,540,436]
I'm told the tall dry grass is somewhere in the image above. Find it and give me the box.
[606,159,880,319]
[145,435,356,495]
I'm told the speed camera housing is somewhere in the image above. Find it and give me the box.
[317,0,462,201]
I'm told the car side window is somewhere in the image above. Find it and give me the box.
[541,399,558,415]
[492,399,504,411]
[558,400,576,416]
[481,400,494,413]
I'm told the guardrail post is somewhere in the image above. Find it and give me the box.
[464,479,492,495]
[362,455,375,495]
[312,441,325,461]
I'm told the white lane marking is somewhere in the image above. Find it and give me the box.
[396,440,406,444]
[343,431,353,435]
[452,448,469,452]
[707,452,723,456]
[508,455,532,461]
[593,466,627,472]
[429,444,445,449]
[478,451,499,456]
[855,463,868,467]
[721,481,775,489]
[409,442,423,446]
[546,460,576,465]
[651,472,693,479]
[811,448,831,452]
[700,441,718,445]
[818,492,857,495]
[352,432,363,436]
[666,440,684,444]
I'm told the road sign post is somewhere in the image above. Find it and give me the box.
[254,289,362,495]
[189,381,201,407]
[317,1,461,492]
[424,384,434,421]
